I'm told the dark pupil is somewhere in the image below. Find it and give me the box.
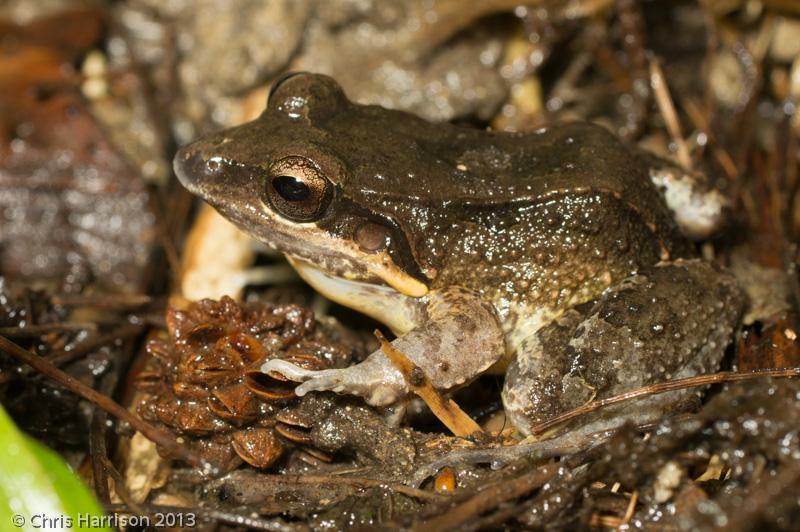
[272,175,310,201]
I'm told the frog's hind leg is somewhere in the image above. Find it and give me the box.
[261,288,507,407]
[502,258,745,437]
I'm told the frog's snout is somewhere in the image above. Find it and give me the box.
[173,143,221,195]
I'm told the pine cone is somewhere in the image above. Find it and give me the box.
[138,296,354,471]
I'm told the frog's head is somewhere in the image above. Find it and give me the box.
[174,72,430,297]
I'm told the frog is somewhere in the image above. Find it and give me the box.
[173,72,745,436]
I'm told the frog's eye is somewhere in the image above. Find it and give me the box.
[267,72,345,118]
[268,71,309,102]
[265,156,332,222]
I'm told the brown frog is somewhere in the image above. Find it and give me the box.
[174,72,744,435]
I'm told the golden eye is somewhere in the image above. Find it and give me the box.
[265,156,332,222]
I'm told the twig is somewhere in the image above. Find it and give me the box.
[0,335,206,470]
[268,474,447,502]
[615,0,650,140]
[465,501,524,532]
[594,489,639,527]
[47,322,145,367]
[100,455,146,515]
[411,463,559,531]
[149,191,183,280]
[411,428,612,487]
[528,367,800,435]
[376,331,483,438]
[0,322,97,337]
[89,360,133,509]
[90,396,111,505]
[649,56,692,169]
[727,40,761,173]
[697,0,719,131]
[621,490,639,525]
[51,293,152,310]
[682,97,738,179]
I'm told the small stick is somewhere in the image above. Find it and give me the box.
[621,490,639,525]
[375,331,483,438]
[269,474,446,502]
[0,335,206,469]
[51,293,152,310]
[412,463,559,531]
[89,408,111,504]
[615,0,650,140]
[649,57,692,170]
[593,489,638,527]
[0,322,97,337]
[100,455,147,516]
[529,367,800,435]
[682,97,738,180]
[47,322,145,367]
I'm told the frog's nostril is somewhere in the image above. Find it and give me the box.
[206,158,222,173]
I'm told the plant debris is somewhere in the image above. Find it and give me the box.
[137,296,359,471]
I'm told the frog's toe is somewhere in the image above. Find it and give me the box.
[260,359,349,397]
[260,359,317,382]
[261,357,407,406]
[296,368,405,406]
[293,369,348,396]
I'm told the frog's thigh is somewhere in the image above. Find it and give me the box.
[503,259,745,436]
[262,287,506,406]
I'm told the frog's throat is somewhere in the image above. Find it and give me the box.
[285,253,428,298]
[285,256,424,334]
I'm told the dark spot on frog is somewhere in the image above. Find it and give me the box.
[438,362,450,372]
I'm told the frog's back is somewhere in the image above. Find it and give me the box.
[429,189,679,313]
[333,111,675,235]
[350,119,693,328]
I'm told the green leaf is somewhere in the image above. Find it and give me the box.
[0,405,111,531]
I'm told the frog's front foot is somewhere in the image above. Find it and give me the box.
[262,356,408,406]
[261,287,506,407]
